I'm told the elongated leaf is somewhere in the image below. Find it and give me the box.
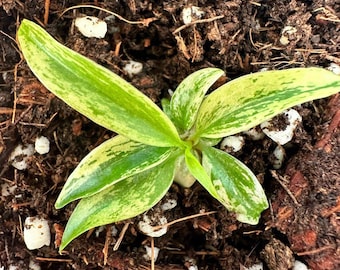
[195,68,340,138]
[202,146,268,224]
[55,135,176,208]
[18,19,183,147]
[184,148,217,197]
[59,154,179,250]
[170,68,224,133]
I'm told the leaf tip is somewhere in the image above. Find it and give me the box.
[54,197,67,209]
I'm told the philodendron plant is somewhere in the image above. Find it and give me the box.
[18,19,340,250]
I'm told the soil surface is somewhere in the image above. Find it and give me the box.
[0,1,339,270]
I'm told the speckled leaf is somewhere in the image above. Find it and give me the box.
[17,19,182,147]
[202,145,268,224]
[55,135,176,208]
[59,154,179,250]
[195,68,340,138]
[170,68,224,133]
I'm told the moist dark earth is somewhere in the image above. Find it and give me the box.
[0,0,339,269]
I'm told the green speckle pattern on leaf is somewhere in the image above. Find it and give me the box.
[17,19,183,147]
[202,146,268,224]
[55,135,177,208]
[59,153,179,250]
[196,68,340,138]
[169,68,224,133]
[17,19,340,252]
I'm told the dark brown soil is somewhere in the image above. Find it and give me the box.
[0,1,339,269]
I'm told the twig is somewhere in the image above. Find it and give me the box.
[243,230,265,235]
[175,35,191,59]
[270,170,300,206]
[18,122,47,127]
[113,222,130,251]
[321,197,340,217]
[53,131,64,155]
[173,15,224,34]
[35,257,73,263]
[12,202,31,211]
[313,7,340,23]
[102,225,112,265]
[44,0,50,25]
[60,5,157,27]
[297,244,336,256]
[249,29,257,49]
[246,242,260,257]
[114,41,122,57]
[191,27,198,62]
[152,211,216,231]
[12,105,33,126]
[250,1,261,6]
[151,237,155,270]
[325,55,340,64]
[0,30,16,43]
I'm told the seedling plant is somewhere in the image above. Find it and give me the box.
[17,19,340,250]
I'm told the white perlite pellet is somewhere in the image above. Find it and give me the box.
[35,136,50,154]
[161,198,177,211]
[243,127,265,141]
[29,259,41,270]
[261,109,302,145]
[123,60,143,77]
[75,16,107,38]
[272,145,286,169]
[143,245,160,262]
[24,217,51,250]
[182,6,205,24]
[279,26,297,46]
[220,135,245,152]
[184,257,198,270]
[293,260,309,270]
[138,213,168,237]
[1,182,17,196]
[9,144,34,170]
[327,63,340,75]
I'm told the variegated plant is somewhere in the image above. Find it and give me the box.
[18,19,340,251]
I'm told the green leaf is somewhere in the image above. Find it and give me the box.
[17,19,183,147]
[55,135,176,208]
[170,68,224,133]
[195,68,340,138]
[59,154,179,250]
[202,146,268,224]
[200,137,222,147]
[184,148,217,197]
[161,98,171,118]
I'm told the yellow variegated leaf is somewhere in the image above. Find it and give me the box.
[170,68,224,133]
[59,153,179,250]
[55,135,177,208]
[202,145,268,224]
[17,19,183,147]
[195,68,340,138]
